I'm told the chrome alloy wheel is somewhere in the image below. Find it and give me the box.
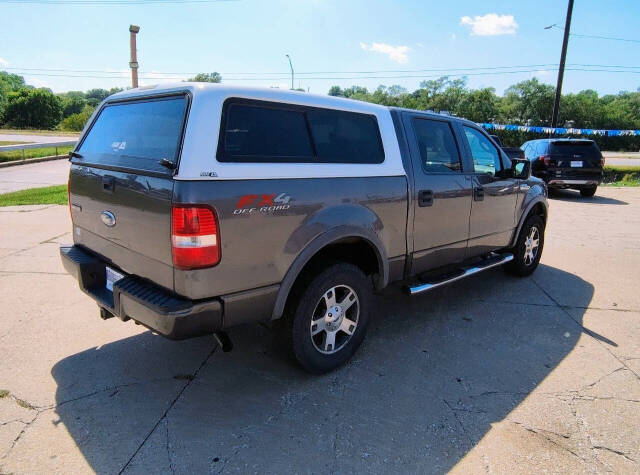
[310,285,359,354]
[523,226,540,266]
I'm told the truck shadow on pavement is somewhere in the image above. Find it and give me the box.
[52,264,600,474]
[548,188,628,205]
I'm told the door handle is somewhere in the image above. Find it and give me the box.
[102,176,115,193]
[474,186,485,201]
[418,189,433,207]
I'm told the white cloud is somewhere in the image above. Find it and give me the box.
[534,69,551,76]
[460,13,518,36]
[0,57,8,66]
[360,42,409,63]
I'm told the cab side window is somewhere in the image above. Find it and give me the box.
[412,118,462,173]
[463,126,502,176]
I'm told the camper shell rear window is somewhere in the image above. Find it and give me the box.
[76,94,189,174]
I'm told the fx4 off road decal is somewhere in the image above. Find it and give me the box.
[234,193,292,214]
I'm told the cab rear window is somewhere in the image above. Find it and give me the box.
[217,99,385,164]
[77,95,188,173]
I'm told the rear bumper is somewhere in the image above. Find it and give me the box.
[60,245,223,339]
[548,179,600,187]
[534,169,602,188]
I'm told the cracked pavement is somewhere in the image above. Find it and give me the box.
[1,187,639,474]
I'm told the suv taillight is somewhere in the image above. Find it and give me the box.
[171,205,220,269]
[600,154,606,167]
[538,154,551,166]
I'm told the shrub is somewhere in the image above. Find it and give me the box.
[58,105,94,131]
[4,88,62,129]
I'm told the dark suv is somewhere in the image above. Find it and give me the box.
[522,138,604,197]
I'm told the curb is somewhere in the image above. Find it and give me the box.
[0,155,68,169]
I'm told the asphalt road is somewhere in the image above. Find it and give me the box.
[0,188,638,473]
[0,132,78,144]
[603,152,640,167]
[0,159,70,194]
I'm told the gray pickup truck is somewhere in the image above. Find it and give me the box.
[61,84,548,373]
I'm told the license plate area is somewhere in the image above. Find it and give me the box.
[570,161,583,167]
[106,266,125,291]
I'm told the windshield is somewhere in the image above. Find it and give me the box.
[77,95,188,173]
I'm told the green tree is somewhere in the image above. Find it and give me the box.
[58,91,87,118]
[457,87,498,123]
[58,105,94,131]
[84,87,123,107]
[4,88,63,129]
[0,72,27,124]
[188,72,222,83]
[500,78,555,125]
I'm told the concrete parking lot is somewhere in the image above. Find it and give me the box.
[0,188,638,474]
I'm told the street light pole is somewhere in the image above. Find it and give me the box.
[551,0,574,128]
[286,54,294,90]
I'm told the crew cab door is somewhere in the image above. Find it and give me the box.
[460,125,519,256]
[402,113,473,274]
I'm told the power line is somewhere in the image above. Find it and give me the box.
[5,67,640,82]
[3,63,640,76]
[548,24,640,44]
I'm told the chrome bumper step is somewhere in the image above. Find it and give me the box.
[407,252,514,296]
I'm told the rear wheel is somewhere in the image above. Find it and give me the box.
[580,186,597,197]
[505,215,545,277]
[284,263,372,374]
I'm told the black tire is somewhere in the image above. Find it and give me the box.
[580,186,597,197]
[283,263,372,374]
[505,214,545,277]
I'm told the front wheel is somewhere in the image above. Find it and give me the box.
[580,186,597,197]
[284,263,372,374]
[505,215,545,277]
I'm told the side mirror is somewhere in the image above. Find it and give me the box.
[511,159,531,179]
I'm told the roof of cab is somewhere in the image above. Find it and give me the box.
[106,82,391,114]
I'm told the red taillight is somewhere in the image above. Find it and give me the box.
[600,155,605,167]
[171,205,220,269]
[538,154,551,166]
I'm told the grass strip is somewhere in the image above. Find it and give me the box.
[0,185,68,206]
[0,146,73,163]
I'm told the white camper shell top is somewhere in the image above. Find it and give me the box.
[102,83,406,181]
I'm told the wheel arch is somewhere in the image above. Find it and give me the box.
[509,196,548,248]
[271,226,388,320]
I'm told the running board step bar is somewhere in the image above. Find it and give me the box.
[407,252,514,296]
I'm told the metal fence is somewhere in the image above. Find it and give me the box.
[0,141,77,161]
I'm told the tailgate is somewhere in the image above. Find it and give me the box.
[549,141,602,171]
[68,93,189,292]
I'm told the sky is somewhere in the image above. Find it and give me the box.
[1,0,639,96]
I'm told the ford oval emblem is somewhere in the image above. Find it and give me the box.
[101,211,116,227]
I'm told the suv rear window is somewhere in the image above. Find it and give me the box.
[218,99,384,163]
[550,141,600,158]
[77,95,188,173]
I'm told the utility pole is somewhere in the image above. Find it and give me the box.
[129,25,140,88]
[286,54,294,90]
[551,0,574,128]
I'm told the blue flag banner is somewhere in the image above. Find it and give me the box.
[479,123,640,137]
